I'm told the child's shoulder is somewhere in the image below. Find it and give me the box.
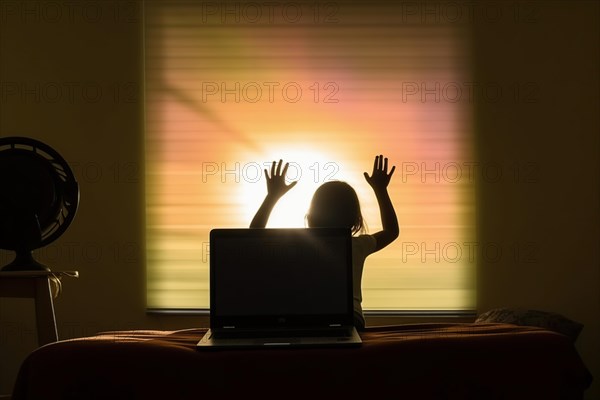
[352,234,377,250]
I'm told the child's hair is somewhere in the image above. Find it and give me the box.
[306,181,366,235]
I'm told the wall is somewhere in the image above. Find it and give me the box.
[0,1,598,398]
[472,3,599,399]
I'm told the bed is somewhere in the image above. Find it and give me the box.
[12,323,592,400]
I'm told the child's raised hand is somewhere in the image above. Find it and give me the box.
[364,155,399,251]
[250,159,297,228]
[265,159,298,199]
[364,155,395,191]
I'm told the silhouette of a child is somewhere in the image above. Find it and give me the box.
[250,155,399,330]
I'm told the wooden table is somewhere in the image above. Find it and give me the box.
[0,271,78,345]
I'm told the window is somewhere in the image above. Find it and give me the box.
[145,1,476,312]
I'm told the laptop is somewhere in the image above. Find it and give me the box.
[197,228,362,349]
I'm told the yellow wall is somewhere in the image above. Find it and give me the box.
[471,2,599,398]
[0,1,598,398]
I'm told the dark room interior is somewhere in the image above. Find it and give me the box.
[0,1,598,398]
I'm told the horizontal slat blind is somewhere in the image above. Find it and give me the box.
[145,1,476,311]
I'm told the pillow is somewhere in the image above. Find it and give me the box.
[475,308,583,343]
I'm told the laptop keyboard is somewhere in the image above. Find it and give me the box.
[213,328,352,339]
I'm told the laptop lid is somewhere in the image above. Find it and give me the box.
[209,228,353,333]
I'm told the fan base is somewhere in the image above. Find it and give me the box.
[1,250,51,272]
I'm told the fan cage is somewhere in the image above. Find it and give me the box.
[0,137,79,249]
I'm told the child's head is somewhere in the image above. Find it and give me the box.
[306,181,365,235]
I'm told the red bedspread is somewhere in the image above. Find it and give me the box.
[12,323,592,399]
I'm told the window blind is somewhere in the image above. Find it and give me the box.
[144,1,476,311]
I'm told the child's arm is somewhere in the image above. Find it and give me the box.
[364,155,399,251]
[250,159,297,228]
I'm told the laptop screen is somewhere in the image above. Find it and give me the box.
[209,228,353,330]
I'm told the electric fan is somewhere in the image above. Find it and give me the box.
[0,137,79,271]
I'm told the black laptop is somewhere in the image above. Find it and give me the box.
[197,228,362,349]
